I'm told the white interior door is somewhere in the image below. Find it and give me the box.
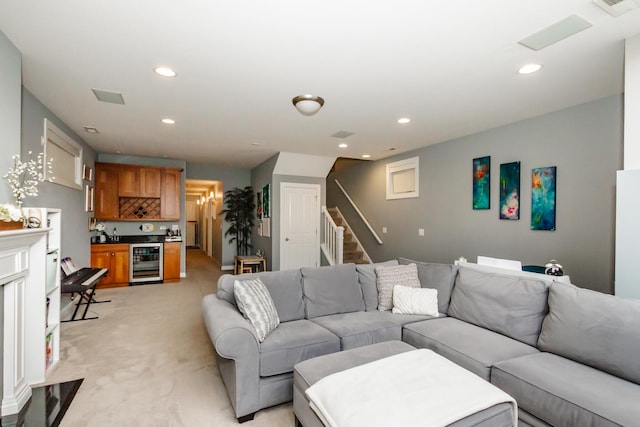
[280,183,321,270]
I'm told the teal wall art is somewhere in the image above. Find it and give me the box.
[531,166,556,231]
[472,156,490,210]
[499,161,520,220]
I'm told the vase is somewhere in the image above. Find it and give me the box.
[0,220,25,231]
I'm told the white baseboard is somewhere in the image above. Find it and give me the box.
[180,272,187,278]
[221,265,234,271]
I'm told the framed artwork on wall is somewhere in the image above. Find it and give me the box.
[85,185,94,212]
[499,161,520,220]
[531,166,557,231]
[472,156,490,210]
[256,191,263,219]
[262,184,271,218]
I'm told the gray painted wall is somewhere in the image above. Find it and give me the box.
[328,95,623,294]
[0,30,21,203]
[186,162,251,267]
[96,153,187,275]
[21,88,96,267]
[251,154,278,270]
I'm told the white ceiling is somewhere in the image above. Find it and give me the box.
[1,1,639,169]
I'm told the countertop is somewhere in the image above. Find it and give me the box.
[91,235,182,245]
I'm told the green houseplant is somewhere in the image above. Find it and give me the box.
[221,186,256,256]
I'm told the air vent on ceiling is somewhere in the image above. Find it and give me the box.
[92,88,125,105]
[518,15,592,51]
[594,0,639,16]
[331,130,355,139]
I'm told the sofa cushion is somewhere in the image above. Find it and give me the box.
[311,311,433,350]
[447,266,549,346]
[218,269,305,322]
[392,285,439,316]
[538,282,640,384]
[301,264,364,319]
[259,319,340,377]
[398,258,458,313]
[234,278,280,342]
[375,263,420,311]
[492,352,640,427]
[402,317,539,380]
[356,260,398,311]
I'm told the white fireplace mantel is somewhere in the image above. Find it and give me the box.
[0,228,48,416]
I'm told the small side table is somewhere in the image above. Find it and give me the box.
[234,255,267,275]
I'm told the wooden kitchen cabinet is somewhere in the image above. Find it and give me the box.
[95,162,182,221]
[91,244,130,288]
[161,168,181,220]
[163,242,181,282]
[118,167,161,198]
[94,164,119,220]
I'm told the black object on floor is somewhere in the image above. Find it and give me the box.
[0,379,83,427]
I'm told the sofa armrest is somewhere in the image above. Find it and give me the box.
[202,294,260,418]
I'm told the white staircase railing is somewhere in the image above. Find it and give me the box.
[321,206,344,265]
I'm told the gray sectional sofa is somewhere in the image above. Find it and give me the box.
[201,259,640,426]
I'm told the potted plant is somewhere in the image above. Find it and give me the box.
[221,186,256,256]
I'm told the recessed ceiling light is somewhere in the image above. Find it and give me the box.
[161,118,176,124]
[397,118,411,124]
[362,154,371,158]
[251,142,262,146]
[518,63,543,75]
[154,67,177,77]
[338,143,348,148]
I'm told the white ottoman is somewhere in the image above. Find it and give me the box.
[293,341,515,427]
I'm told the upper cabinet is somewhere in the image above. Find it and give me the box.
[95,162,182,221]
[118,167,162,198]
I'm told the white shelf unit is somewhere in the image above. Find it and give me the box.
[44,208,61,375]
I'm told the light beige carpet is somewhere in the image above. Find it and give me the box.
[48,249,293,427]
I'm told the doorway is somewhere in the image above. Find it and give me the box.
[279,182,321,270]
[185,179,223,268]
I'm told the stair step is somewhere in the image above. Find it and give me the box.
[353,259,370,264]
[343,241,357,251]
[343,250,364,261]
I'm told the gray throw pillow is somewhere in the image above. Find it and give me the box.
[301,264,364,318]
[234,278,280,342]
[375,263,420,311]
[538,282,640,384]
[357,260,399,311]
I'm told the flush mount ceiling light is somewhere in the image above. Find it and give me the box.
[83,126,99,134]
[292,95,325,116]
[154,67,177,77]
[397,118,411,124]
[161,118,176,124]
[518,63,544,74]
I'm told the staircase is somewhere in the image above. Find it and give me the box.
[327,207,370,265]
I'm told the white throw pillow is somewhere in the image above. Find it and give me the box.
[375,263,420,311]
[392,285,439,316]
[234,278,280,342]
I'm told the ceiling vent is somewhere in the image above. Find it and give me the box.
[331,130,355,139]
[92,88,125,105]
[518,15,592,51]
[594,0,639,16]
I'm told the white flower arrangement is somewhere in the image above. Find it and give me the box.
[2,151,53,208]
[0,203,23,223]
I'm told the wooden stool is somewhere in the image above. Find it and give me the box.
[242,266,253,274]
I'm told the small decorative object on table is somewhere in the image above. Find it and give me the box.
[545,259,564,276]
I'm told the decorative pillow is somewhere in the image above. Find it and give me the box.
[233,278,280,342]
[375,263,420,311]
[392,285,439,316]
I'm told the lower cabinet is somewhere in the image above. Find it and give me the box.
[164,242,181,282]
[91,244,130,288]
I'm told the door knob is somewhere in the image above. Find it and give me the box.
[285,237,289,241]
